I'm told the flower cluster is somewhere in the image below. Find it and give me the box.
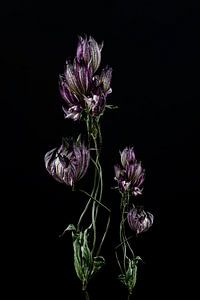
[114,147,145,196]
[59,36,112,121]
[114,146,153,234]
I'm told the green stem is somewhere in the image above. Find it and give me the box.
[79,189,110,212]
[115,235,134,251]
[119,196,127,271]
[91,138,99,253]
[86,116,110,258]
[77,155,98,231]
[77,197,92,230]
[115,250,124,274]
[96,214,111,256]
[95,159,103,221]
[83,290,90,300]
[127,293,132,300]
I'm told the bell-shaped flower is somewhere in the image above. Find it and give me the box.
[44,137,90,186]
[127,207,154,234]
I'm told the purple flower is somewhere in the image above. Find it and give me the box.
[59,36,112,120]
[114,147,145,196]
[120,147,136,167]
[44,138,90,186]
[127,208,154,234]
[76,36,103,73]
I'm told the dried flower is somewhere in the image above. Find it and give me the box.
[59,36,112,120]
[114,147,145,196]
[127,207,154,234]
[44,137,90,186]
[76,36,103,73]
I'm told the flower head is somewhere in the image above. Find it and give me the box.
[59,36,112,121]
[44,137,90,186]
[114,147,145,196]
[127,207,154,234]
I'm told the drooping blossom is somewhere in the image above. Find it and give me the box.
[44,137,90,186]
[114,147,145,196]
[127,207,154,234]
[59,36,112,120]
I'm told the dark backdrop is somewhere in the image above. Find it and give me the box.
[2,0,199,299]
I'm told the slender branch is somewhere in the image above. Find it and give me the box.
[115,234,134,250]
[77,197,92,230]
[127,294,132,300]
[115,250,124,274]
[83,290,90,300]
[79,189,110,212]
[96,214,111,256]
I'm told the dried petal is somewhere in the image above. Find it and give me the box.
[127,208,154,234]
[44,138,90,186]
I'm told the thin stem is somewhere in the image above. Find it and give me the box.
[91,126,102,254]
[115,250,124,274]
[121,198,127,270]
[83,290,90,300]
[95,159,103,221]
[96,214,111,256]
[77,197,92,230]
[127,293,132,300]
[124,193,134,258]
[79,189,110,212]
[91,140,99,253]
[77,155,98,230]
[97,120,102,151]
[115,235,134,250]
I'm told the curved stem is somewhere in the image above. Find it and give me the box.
[96,214,110,256]
[77,197,92,230]
[79,189,110,212]
[119,195,127,271]
[77,153,98,231]
[115,250,124,274]
[91,156,99,253]
[95,159,103,221]
[115,234,134,251]
[86,116,110,259]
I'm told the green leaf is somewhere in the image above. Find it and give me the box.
[73,232,84,281]
[118,257,142,294]
[72,229,93,284]
[92,256,105,275]
[81,229,93,277]
[105,104,119,110]
[65,224,76,232]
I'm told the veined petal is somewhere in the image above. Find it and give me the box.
[127,208,154,234]
[44,137,90,186]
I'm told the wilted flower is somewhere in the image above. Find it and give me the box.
[114,147,145,196]
[127,207,154,234]
[76,35,103,73]
[59,36,112,120]
[120,147,136,167]
[44,137,90,186]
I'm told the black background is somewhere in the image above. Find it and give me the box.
[2,0,199,299]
